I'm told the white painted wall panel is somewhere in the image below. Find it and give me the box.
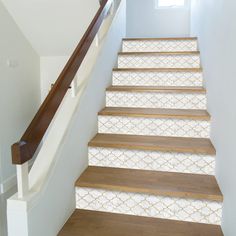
[40,56,69,101]
[191,1,236,235]
[126,0,190,38]
[0,1,40,193]
[0,2,40,235]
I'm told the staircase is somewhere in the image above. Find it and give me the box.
[59,38,223,235]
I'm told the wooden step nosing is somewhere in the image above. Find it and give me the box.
[98,113,210,120]
[123,37,198,41]
[106,86,206,94]
[76,167,223,202]
[88,134,216,155]
[118,51,200,56]
[98,108,210,120]
[88,141,216,155]
[76,182,223,202]
[113,68,203,72]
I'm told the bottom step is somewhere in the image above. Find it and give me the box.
[58,210,223,236]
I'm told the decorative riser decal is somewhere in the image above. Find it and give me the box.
[112,71,203,87]
[76,188,222,225]
[98,116,210,138]
[88,147,215,175]
[106,92,207,110]
[118,55,200,68]
[122,40,198,52]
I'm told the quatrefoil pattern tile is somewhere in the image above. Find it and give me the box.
[106,92,206,109]
[76,187,222,225]
[122,40,198,52]
[98,116,210,138]
[75,37,222,227]
[112,71,203,86]
[88,147,215,175]
[118,54,200,68]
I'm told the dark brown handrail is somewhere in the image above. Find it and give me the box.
[12,0,112,165]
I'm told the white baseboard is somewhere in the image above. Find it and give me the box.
[0,175,17,195]
[0,161,34,195]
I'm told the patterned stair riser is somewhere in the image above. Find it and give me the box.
[106,92,207,110]
[98,116,210,138]
[112,71,203,87]
[118,54,200,68]
[76,187,222,225]
[122,40,198,52]
[75,38,223,229]
[89,147,215,175]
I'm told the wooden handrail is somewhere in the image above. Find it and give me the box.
[12,0,113,165]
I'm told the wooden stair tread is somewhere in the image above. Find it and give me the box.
[58,209,223,236]
[123,37,198,41]
[118,51,200,56]
[106,86,206,93]
[89,133,216,155]
[76,166,223,201]
[99,107,210,120]
[113,68,203,72]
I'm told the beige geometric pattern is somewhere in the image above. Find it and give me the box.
[98,116,210,138]
[112,71,203,87]
[75,38,222,227]
[106,91,207,110]
[76,187,222,225]
[118,54,200,68]
[89,147,215,175]
[122,40,198,52]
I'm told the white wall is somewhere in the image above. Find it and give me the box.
[1,0,101,106]
[191,1,236,235]
[126,0,190,38]
[40,56,69,101]
[0,2,40,235]
[7,0,126,235]
[1,0,99,56]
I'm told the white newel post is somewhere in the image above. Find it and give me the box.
[16,162,29,198]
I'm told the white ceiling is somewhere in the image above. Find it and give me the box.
[2,0,99,56]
